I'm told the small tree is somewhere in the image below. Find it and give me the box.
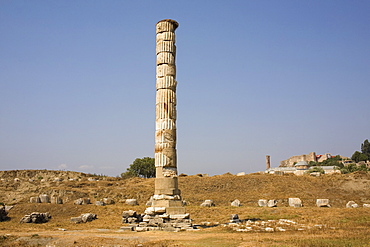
[351,151,368,163]
[361,139,370,159]
[121,157,155,179]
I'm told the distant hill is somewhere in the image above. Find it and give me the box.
[1,169,369,207]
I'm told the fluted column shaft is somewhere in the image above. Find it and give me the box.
[155,19,179,180]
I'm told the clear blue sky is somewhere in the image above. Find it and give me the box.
[1,0,369,176]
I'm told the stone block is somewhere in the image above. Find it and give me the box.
[156,31,175,42]
[95,201,105,206]
[125,199,138,206]
[156,20,178,33]
[156,64,176,78]
[267,200,277,207]
[258,199,268,207]
[200,200,215,207]
[288,198,302,207]
[30,197,41,203]
[39,194,50,203]
[346,201,359,208]
[156,76,177,90]
[363,204,370,208]
[231,199,242,207]
[316,199,330,207]
[157,52,175,65]
[103,198,114,205]
[51,197,63,204]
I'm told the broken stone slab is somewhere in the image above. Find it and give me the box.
[125,199,138,206]
[316,199,330,207]
[267,200,277,207]
[258,199,268,207]
[71,213,97,223]
[144,207,166,215]
[200,200,215,207]
[20,212,51,224]
[30,196,41,203]
[346,201,359,208]
[288,198,302,207]
[231,199,242,207]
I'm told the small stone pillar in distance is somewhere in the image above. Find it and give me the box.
[152,19,185,215]
[266,155,271,170]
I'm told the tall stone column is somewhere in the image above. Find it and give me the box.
[151,19,185,215]
[266,155,271,170]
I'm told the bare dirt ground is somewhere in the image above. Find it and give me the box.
[1,170,370,246]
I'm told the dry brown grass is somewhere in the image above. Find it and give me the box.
[0,170,370,246]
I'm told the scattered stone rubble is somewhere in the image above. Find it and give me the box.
[121,210,193,232]
[223,215,328,232]
[70,213,97,223]
[20,212,51,223]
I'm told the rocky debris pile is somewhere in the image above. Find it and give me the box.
[223,218,328,232]
[200,200,215,207]
[74,198,91,205]
[121,210,193,232]
[289,198,302,207]
[0,205,8,221]
[20,212,51,223]
[70,213,97,223]
[316,199,330,207]
[122,210,142,224]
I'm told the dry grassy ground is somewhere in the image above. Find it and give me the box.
[0,170,370,246]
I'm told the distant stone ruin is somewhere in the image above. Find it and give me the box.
[280,152,317,167]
